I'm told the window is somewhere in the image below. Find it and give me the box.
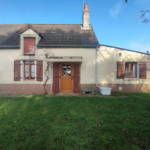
[14,60,43,82]
[24,61,35,80]
[117,61,147,79]
[24,38,35,55]
[118,53,122,57]
[63,65,71,76]
[124,62,137,78]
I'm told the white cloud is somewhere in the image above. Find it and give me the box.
[130,42,150,53]
[109,1,123,18]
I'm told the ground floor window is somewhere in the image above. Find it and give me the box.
[24,61,35,80]
[124,62,137,78]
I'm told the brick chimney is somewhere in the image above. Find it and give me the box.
[83,3,90,29]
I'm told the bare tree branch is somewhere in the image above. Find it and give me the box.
[140,10,150,23]
[125,0,150,23]
[42,50,55,94]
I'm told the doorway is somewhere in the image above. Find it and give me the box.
[60,63,73,92]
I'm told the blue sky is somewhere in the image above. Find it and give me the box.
[0,0,150,53]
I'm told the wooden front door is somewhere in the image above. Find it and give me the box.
[60,63,73,92]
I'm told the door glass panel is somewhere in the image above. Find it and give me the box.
[63,71,67,76]
[67,65,71,69]
[67,65,71,76]
[63,65,67,70]
[67,70,71,76]
[63,65,71,76]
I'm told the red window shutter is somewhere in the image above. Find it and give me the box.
[73,63,80,93]
[37,61,43,81]
[14,60,21,81]
[117,62,125,79]
[53,63,59,93]
[139,62,146,79]
[24,38,35,54]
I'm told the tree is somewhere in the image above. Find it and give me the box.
[125,0,150,23]
[140,10,150,23]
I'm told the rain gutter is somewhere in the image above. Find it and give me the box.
[37,44,98,48]
[0,46,20,49]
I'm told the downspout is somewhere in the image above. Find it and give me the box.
[96,45,100,88]
[95,45,112,95]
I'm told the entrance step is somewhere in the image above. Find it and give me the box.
[56,93,81,96]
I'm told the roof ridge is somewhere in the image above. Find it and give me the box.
[0,24,84,25]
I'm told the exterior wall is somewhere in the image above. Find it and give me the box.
[0,29,150,94]
[0,48,52,94]
[96,46,150,92]
[0,44,96,94]
[0,84,51,94]
[0,29,50,94]
[37,48,96,84]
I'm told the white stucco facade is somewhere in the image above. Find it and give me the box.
[0,29,150,94]
[97,46,150,85]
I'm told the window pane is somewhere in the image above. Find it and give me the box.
[63,71,67,76]
[67,70,71,76]
[25,65,29,71]
[30,61,34,63]
[125,63,129,77]
[31,73,35,79]
[25,61,30,63]
[131,63,136,77]
[25,73,29,79]
[63,65,67,71]
[67,65,71,76]
[31,65,35,72]
[67,65,71,69]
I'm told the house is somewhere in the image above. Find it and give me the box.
[0,3,150,94]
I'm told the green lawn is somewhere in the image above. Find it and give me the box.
[0,93,150,150]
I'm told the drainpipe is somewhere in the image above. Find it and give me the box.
[95,45,112,95]
[96,45,100,88]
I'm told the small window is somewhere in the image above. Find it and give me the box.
[24,61,35,80]
[118,53,122,57]
[125,62,137,78]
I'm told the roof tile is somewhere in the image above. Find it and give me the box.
[0,24,99,47]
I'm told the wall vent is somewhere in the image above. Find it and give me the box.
[118,53,122,57]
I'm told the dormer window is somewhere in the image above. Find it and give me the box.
[24,37,35,55]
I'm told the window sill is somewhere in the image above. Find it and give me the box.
[124,78,139,81]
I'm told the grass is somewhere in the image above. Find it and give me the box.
[0,93,150,150]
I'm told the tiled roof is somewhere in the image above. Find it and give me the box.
[0,24,99,47]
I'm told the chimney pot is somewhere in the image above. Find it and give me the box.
[84,3,90,12]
